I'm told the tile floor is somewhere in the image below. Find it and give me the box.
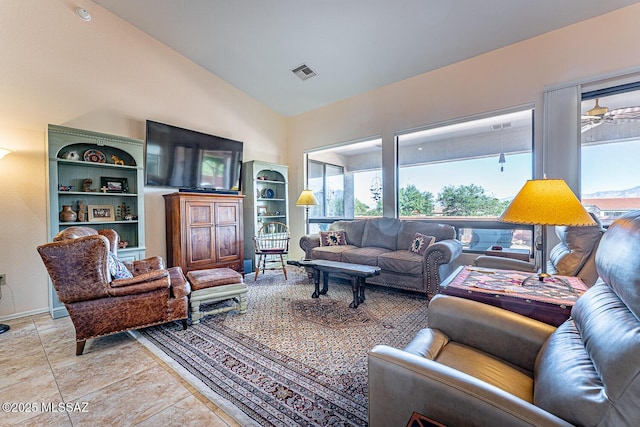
[0,314,242,426]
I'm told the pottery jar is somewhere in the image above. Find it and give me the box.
[59,205,77,222]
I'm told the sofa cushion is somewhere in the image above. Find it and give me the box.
[342,247,391,266]
[397,220,457,250]
[361,217,401,250]
[319,230,347,246]
[378,250,424,275]
[107,252,133,279]
[311,245,358,262]
[408,233,435,256]
[329,219,366,247]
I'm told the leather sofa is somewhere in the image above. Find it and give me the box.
[473,212,605,287]
[37,227,190,355]
[299,217,462,295]
[368,210,640,426]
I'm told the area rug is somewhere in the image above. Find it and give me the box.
[135,269,429,426]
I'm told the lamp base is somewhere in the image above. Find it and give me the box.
[521,273,575,292]
[0,323,9,334]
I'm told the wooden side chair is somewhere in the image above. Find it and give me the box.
[253,222,290,281]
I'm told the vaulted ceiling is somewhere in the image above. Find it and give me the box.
[93,0,640,117]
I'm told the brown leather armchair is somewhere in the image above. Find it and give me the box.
[368,211,640,426]
[37,227,190,355]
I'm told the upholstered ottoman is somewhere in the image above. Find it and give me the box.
[186,268,247,324]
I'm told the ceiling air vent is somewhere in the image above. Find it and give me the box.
[291,63,317,81]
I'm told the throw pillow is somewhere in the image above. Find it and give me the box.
[409,233,435,256]
[319,230,347,246]
[107,252,133,279]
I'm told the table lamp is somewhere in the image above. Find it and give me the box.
[499,178,596,289]
[296,189,318,234]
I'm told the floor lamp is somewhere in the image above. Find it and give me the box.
[296,189,318,234]
[499,178,596,289]
[0,147,13,334]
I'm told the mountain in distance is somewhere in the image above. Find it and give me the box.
[583,185,640,199]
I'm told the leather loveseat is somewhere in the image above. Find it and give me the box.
[474,212,605,287]
[368,210,640,426]
[299,217,462,295]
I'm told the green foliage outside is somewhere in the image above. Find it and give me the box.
[356,183,508,217]
[399,184,434,216]
[437,184,509,216]
[355,198,382,217]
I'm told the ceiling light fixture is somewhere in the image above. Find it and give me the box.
[75,7,92,22]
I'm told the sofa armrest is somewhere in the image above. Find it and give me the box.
[299,234,321,259]
[108,270,170,297]
[473,255,536,272]
[427,294,556,372]
[368,345,573,427]
[424,239,463,295]
[167,266,191,299]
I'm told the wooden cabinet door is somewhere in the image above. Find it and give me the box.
[185,200,215,270]
[215,201,241,264]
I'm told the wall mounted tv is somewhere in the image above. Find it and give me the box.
[145,120,243,193]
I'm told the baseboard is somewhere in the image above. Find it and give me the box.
[0,307,50,322]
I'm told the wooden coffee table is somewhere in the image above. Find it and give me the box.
[287,259,381,308]
[440,266,588,326]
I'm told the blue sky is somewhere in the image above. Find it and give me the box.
[353,140,640,208]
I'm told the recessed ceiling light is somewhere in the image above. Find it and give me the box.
[76,7,92,22]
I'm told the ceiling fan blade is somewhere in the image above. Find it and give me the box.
[581,120,603,133]
[610,106,640,120]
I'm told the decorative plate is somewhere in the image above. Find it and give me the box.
[264,188,275,199]
[83,149,106,163]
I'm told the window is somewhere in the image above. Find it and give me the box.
[306,138,382,233]
[397,108,534,251]
[581,84,640,226]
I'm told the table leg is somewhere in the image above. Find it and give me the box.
[311,268,321,298]
[358,277,366,303]
[320,272,329,295]
[349,276,360,308]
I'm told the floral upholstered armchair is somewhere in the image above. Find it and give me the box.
[37,226,190,355]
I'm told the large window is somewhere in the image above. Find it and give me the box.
[581,84,640,226]
[397,108,534,250]
[306,138,382,233]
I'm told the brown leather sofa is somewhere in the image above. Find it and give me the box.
[37,227,190,355]
[473,213,605,287]
[368,211,640,426]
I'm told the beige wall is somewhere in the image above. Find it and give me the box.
[0,0,286,319]
[2,1,640,319]
[286,3,640,259]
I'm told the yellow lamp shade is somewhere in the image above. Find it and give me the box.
[499,179,596,226]
[296,189,319,207]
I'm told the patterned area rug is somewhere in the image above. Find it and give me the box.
[136,269,429,426]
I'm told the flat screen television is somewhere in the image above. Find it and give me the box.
[145,120,243,192]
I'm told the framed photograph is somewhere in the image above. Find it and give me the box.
[257,205,268,216]
[88,205,115,222]
[100,177,128,193]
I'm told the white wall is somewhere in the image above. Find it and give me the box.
[286,3,640,258]
[0,0,286,319]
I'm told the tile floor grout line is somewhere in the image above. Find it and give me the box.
[33,315,75,426]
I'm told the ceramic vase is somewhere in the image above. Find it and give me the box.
[59,205,77,222]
